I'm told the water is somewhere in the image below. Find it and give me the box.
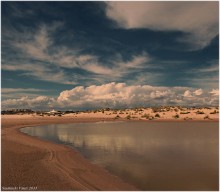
[21,121,219,190]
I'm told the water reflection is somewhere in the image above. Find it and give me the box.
[21,122,219,190]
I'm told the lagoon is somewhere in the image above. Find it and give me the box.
[21,121,218,190]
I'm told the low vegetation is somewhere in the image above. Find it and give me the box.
[2,107,218,122]
[196,111,205,114]
[114,115,121,119]
[155,113,160,118]
[141,113,150,119]
[174,108,179,112]
[126,115,131,120]
[184,117,192,120]
[204,115,212,120]
[173,114,179,119]
[210,110,218,114]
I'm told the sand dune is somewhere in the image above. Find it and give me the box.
[63,106,219,121]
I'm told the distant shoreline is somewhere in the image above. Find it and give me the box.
[2,106,219,121]
[1,114,219,191]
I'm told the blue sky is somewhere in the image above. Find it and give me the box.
[1,1,219,110]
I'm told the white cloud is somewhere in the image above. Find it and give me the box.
[117,52,150,69]
[51,47,151,80]
[56,83,218,109]
[210,89,219,96]
[11,24,102,73]
[183,90,192,97]
[3,23,154,84]
[82,64,114,75]
[106,1,218,49]
[2,96,55,110]
[184,89,203,97]
[82,52,151,78]
[150,90,171,99]
[14,25,51,60]
[2,23,77,84]
[193,89,203,96]
[2,83,218,110]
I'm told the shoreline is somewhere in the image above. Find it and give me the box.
[1,115,138,191]
[1,115,219,191]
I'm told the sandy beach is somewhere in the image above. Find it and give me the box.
[1,107,218,191]
[1,115,137,191]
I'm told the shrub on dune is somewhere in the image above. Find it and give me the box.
[173,114,179,119]
[126,115,131,120]
[210,110,218,114]
[141,113,150,119]
[196,111,205,114]
[149,116,154,120]
[204,115,212,120]
[184,117,192,120]
[114,115,121,119]
[155,113,160,118]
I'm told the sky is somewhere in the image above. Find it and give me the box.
[1,1,219,110]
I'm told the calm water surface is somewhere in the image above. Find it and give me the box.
[21,121,218,190]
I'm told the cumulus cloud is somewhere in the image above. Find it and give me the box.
[2,83,219,110]
[55,83,219,109]
[194,89,203,96]
[184,89,203,97]
[106,1,219,49]
[210,89,219,96]
[183,90,192,98]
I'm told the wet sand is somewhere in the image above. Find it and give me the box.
[1,115,137,191]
